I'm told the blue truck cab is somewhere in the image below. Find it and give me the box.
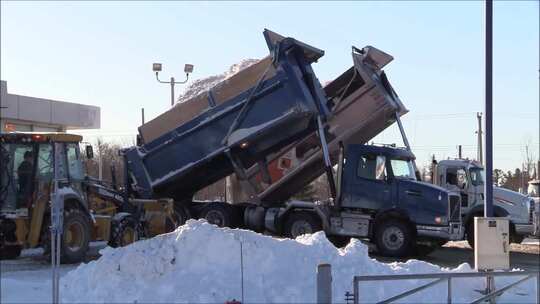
[341,145,460,228]
[273,144,462,257]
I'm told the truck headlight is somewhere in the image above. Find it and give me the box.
[435,216,447,225]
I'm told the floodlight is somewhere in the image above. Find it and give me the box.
[153,63,162,72]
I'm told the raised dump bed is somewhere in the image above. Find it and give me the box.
[227,46,408,204]
[124,30,331,200]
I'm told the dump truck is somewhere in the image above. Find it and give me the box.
[0,132,177,261]
[430,158,539,246]
[120,29,462,257]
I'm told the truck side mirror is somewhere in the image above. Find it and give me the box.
[85,145,94,159]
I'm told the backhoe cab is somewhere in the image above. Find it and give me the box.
[0,133,97,262]
[0,132,177,262]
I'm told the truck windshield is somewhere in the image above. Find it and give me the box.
[390,159,416,180]
[469,167,484,186]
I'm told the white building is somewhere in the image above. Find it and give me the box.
[0,80,100,132]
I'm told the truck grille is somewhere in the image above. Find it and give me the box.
[449,195,461,222]
[529,199,535,224]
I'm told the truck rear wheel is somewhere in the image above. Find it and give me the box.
[375,219,414,257]
[327,235,352,248]
[200,203,235,228]
[283,211,322,239]
[109,215,140,248]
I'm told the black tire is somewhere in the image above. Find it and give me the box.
[510,225,524,244]
[165,205,191,232]
[109,215,140,248]
[327,235,351,248]
[200,203,235,228]
[466,220,475,249]
[61,209,91,264]
[283,211,322,239]
[0,244,22,260]
[0,219,22,259]
[375,219,414,257]
[415,244,438,257]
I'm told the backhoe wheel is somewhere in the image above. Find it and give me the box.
[109,216,140,248]
[375,219,414,257]
[165,205,190,233]
[200,203,234,228]
[62,209,91,264]
[0,220,22,259]
[0,244,22,260]
[283,211,322,239]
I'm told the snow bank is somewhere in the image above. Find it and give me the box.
[61,220,537,303]
[177,59,259,104]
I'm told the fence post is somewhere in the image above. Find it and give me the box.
[536,272,539,304]
[317,263,332,304]
[353,277,359,304]
[447,277,452,304]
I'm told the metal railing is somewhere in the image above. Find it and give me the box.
[352,271,540,304]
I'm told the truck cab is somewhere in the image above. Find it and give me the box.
[260,144,462,257]
[335,145,461,254]
[432,159,537,245]
[528,180,540,237]
[340,145,460,228]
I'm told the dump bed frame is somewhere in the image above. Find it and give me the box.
[124,30,332,201]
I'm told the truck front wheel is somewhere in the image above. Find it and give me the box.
[283,211,322,239]
[375,219,414,257]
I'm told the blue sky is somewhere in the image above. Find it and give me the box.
[1,1,538,171]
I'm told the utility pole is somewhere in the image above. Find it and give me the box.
[484,0,494,218]
[458,145,462,159]
[476,112,483,164]
[141,108,145,125]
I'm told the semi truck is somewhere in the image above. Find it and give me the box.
[430,158,539,246]
[120,29,462,257]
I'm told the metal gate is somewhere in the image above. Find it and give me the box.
[351,271,539,304]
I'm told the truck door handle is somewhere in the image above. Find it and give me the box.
[405,190,422,197]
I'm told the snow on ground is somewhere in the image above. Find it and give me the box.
[1,265,76,303]
[176,59,259,104]
[55,220,536,303]
[2,220,537,303]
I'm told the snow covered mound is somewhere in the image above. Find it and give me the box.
[61,220,536,303]
[177,59,259,104]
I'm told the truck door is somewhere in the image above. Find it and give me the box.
[342,153,392,210]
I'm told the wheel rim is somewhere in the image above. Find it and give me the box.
[290,220,313,238]
[382,226,405,251]
[122,226,137,245]
[64,221,84,252]
[205,210,225,227]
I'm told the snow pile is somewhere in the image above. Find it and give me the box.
[177,59,259,104]
[61,220,537,303]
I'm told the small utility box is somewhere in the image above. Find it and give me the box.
[474,217,510,270]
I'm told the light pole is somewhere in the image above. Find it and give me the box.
[153,63,194,107]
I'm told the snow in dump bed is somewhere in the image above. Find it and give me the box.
[61,220,537,303]
[176,59,260,104]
